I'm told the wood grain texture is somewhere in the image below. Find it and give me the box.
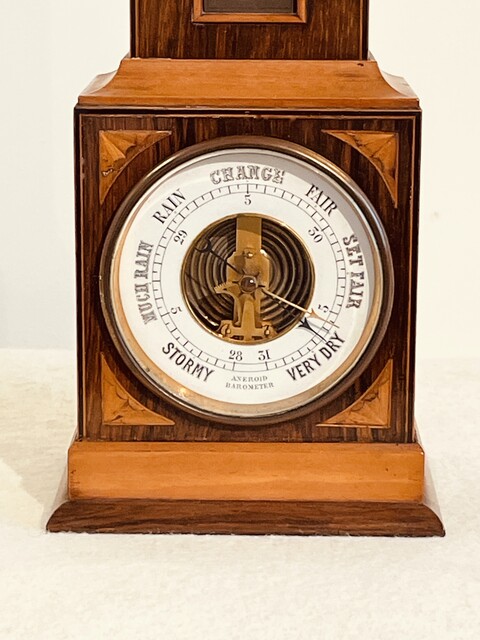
[99,130,171,203]
[67,440,425,502]
[79,59,418,110]
[77,111,419,444]
[131,0,368,59]
[322,359,392,428]
[62,0,435,538]
[102,355,174,426]
[327,130,399,205]
[47,499,445,537]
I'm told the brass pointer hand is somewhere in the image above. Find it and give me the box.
[261,288,339,328]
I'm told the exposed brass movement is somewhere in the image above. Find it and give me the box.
[182,214,315,343]
[214,216,276,341]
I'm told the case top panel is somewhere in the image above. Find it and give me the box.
[78,59,418,110]
[131,0,369,60]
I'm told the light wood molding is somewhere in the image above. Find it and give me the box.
[80,59,419,110]
[321,360,393,428]
[327,130,399,205]
[68,440,425,503]
[101,356,174,427]
[99,130,171,203]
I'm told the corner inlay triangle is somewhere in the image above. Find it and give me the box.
[99,130,171,203]
[327,131,399,205]
[321,360,393,428]
[102,356,174,426]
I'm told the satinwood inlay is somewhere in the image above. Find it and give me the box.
[99,130,171,203]
[327,131,399,205]
[102,356,174,427]
[320,360,393,428]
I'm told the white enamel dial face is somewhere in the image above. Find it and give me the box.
[102,139,392,422]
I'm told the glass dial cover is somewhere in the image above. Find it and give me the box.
[100,137,393,423]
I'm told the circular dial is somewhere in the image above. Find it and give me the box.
[101,137,393,423]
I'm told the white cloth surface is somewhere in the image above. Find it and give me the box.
[0,349,478,640]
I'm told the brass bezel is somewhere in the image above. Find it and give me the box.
[100,136,394,426]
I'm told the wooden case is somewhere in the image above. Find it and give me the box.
[47,1,444,536]
[73,60,419,447]
[131,0,369,59]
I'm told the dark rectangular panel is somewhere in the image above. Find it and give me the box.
[204,0,295,13]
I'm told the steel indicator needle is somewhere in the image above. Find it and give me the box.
[194,238,244,275]
[261,288,339,328]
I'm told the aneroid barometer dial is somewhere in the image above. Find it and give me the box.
[100,137,393,423]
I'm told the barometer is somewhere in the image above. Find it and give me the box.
[101,139,392,423]
[48,0,444,536]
